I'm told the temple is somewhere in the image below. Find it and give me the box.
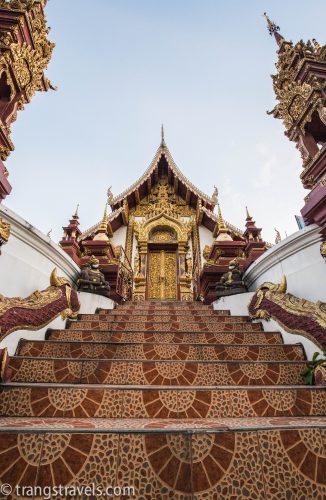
[0,6,325,499]
[60,128,267,303]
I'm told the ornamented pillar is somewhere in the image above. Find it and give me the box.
[0,216,10,254]
[133,239,147,301]
[178,240,192,301]
[0,0,54,202]
[265,13,326,260]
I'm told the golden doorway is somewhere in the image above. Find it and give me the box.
[147,250,178,300]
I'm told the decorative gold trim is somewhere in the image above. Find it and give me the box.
[50,268,71,288]
[111,142,215,207]
[0,347,8,381]
[0,217,10,245]
[249,277,325,351]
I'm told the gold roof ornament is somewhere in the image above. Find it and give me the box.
[212,186,218,204]
[263,12,280,36]
[107,186,114,205]
[50,268,70,288]
[216,194,232,241]
[161,124,166,148]
[111,131,215,207]
[245,206,252,220]
[93,203,110,241]
[74,203,79,218]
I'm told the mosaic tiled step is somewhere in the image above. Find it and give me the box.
[47,329,283,345]
[1,384,325,418]
[117,300,215,308]
[78,313,249,323]
[0,423,325,497]
[1,415,325,431]
[67,320,263,332]
[108,302,223,314]
[95,308,230,317]
[16,340,305,362]
[8,358,308,385]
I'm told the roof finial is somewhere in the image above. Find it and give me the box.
[263,12,279,36]
[245,206,252,220]
[263,12,284,46]
[217,196,226,231]
[212,186,218,204]
[107,186,114,205]
[74,203,79,218]
[99,202,108,231]
[161,124,166,147]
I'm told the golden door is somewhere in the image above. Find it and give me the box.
[147,250,177,300]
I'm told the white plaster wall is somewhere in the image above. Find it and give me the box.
[77,292,115,314]
[214,292,255,316]
[111,225,127,249]
[213,291,322,360]
[0,292,115,356]
[199,225,214,265]
[0,204,80,296]
[244,224,326,303]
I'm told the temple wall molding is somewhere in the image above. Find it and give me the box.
[244,224,326,303]
[0,204,80,297]
[213,292,322,360]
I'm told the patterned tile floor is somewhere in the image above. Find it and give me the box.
[1,300,326,498]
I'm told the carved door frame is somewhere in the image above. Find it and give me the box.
[133,214,193,301]
[145,244,179,300]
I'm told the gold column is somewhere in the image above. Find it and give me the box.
[133,240,147,301]
[178,240,192,301]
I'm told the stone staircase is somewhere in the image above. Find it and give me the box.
[0,300,325,498]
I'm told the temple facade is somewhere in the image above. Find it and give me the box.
[60,129,267,303]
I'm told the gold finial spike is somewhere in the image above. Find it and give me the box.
[74,203,79,217]
[217,197,227,230]
[99,203,108,231]
[161,124,166,147]
[263,12,280,36]
[102,202,108,222]
[245,206,252,220]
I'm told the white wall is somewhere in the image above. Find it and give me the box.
[112,225,127,249]
[213,292,322,359]
[244,224,326,303]
[0,206,115,355]
[199,225,214,265]
[214,225,326,359]
[0,204,80,296]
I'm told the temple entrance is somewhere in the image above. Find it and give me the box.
[147,249,178,299]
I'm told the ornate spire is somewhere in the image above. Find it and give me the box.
[217,198,227,231]
[161,124,166,148]
[99,203,108,231]
[263,12,284,46]
[73,203,79,219]
[245,206,252,221]
[93,203,109,241]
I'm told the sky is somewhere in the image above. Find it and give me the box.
[4,0,326,243]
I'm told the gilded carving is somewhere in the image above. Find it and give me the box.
[320,242,326,261]
[132,177,194,220]
[0,217,10,246]
[248,276,326,349]
[134,214,192,244]
[0,0,54,160]
[203,244,214,266]
[147,250,177,300]
[0,268,72,317]
[268,80,320,132]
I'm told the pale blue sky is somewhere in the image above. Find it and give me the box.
[4,0,326,243]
